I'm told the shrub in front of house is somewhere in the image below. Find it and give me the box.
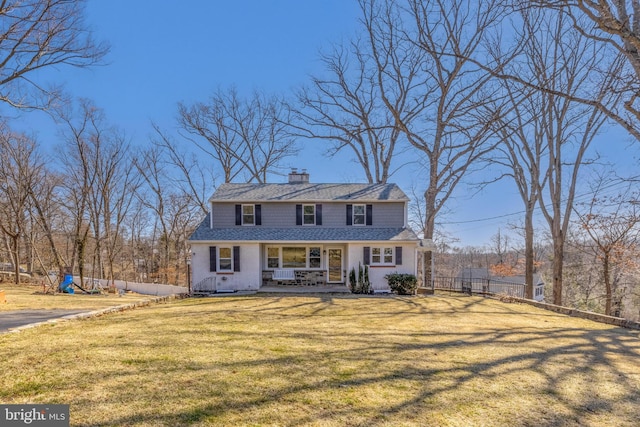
[349,263,371,294]
[385,273,418,295]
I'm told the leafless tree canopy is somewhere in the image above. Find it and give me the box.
[573,174,640,316]
[0,0,108,109]
[290,39,407,184]
[0,124,43,283]
[178,88,298,183]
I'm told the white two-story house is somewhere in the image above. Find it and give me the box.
[189,170,420,292]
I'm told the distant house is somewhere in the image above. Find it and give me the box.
[455,267,545,302]
[189,169,420,293]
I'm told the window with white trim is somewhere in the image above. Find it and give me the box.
[267,246,323,269]
[267,247,280,268]
[371,247,394,265]
[242,204,255,225]
[219,247,233,271]
[352,204,366,225]
[309,247,321,268]
[303,205,315,225]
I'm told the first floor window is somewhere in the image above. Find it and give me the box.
[267,246,324,269]
[371,247,394,265]
[309,247,321,268]
[210,246,240,272]
[283,247,307,268]
[219,247,233,271]
[267,247,280,268]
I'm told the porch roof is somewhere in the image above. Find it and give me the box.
[190,223,419,243]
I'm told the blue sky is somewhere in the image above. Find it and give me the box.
[9,0,640,248]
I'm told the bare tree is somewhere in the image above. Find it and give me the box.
[178,88,298,183]
[0,0,108,110]
[133,142,203,285]
[504,1,640,141]
[150,123,214,215]
[363,0,508,239]
[28,164,65,277]
[54,100,138,286]
[357,0,510,287]
[0,124,43,283]
[91,126,138,287]
[290,40,408,183]
[489,7,625,304]
[574,176,640,316]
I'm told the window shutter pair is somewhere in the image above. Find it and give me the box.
[209,246,241,272]
[346,204,373,225]
[296,204,322,225]
[362,246,403,265]
[235,205,261,225]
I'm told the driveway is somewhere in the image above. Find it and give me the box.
[0,310,88,333]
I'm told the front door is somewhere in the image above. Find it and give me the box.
[327,248,343,283]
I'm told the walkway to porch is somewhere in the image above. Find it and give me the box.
[258,284,350,294]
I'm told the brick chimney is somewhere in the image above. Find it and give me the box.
[288,168,309,183]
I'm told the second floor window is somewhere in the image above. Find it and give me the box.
[242,205,254,225]
[303,205,315,225]
[347,204,372,226]
[296,204,322,226]
[236,204,261,226]
[352,204,365,225]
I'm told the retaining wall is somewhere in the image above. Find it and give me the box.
[512,297,640,330]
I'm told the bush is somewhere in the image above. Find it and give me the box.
[349,268,357,293]
[385,273,418,295]
[349,263,371,294]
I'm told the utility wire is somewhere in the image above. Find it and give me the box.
[439,176,638,226]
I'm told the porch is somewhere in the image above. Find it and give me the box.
[262,269,345,287]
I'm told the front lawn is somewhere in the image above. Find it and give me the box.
[0,283,152,312]
[1,294,639,426]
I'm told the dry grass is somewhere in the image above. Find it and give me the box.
[1,293,639,426]
[0,283,151,311]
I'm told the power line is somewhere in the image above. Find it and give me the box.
[439,177,638,226]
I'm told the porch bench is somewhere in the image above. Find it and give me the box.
[272,269,296,281]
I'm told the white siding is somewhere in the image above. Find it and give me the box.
[346,243,417,291]
[190,242,261,291]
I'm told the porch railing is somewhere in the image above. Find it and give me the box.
[192,276,216,294]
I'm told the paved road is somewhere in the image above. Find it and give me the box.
[0,310,88,333]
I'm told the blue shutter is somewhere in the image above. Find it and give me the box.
[255,204,262,225]
[366,204,373,226]
[346,204,353,225]
[296,204,302,225]
[316,204,322,225]
[363,247,370,265]
[395,247,402,265]
[235,205,241,225]
[209,246,217,272]
[233,246,240,272]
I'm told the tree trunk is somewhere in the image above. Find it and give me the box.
[552,237,564,306]
[603,251,612,316]
[524,205,535,299]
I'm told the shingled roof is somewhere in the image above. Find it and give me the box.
[209,182,409,203]
[189,214,419,242]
